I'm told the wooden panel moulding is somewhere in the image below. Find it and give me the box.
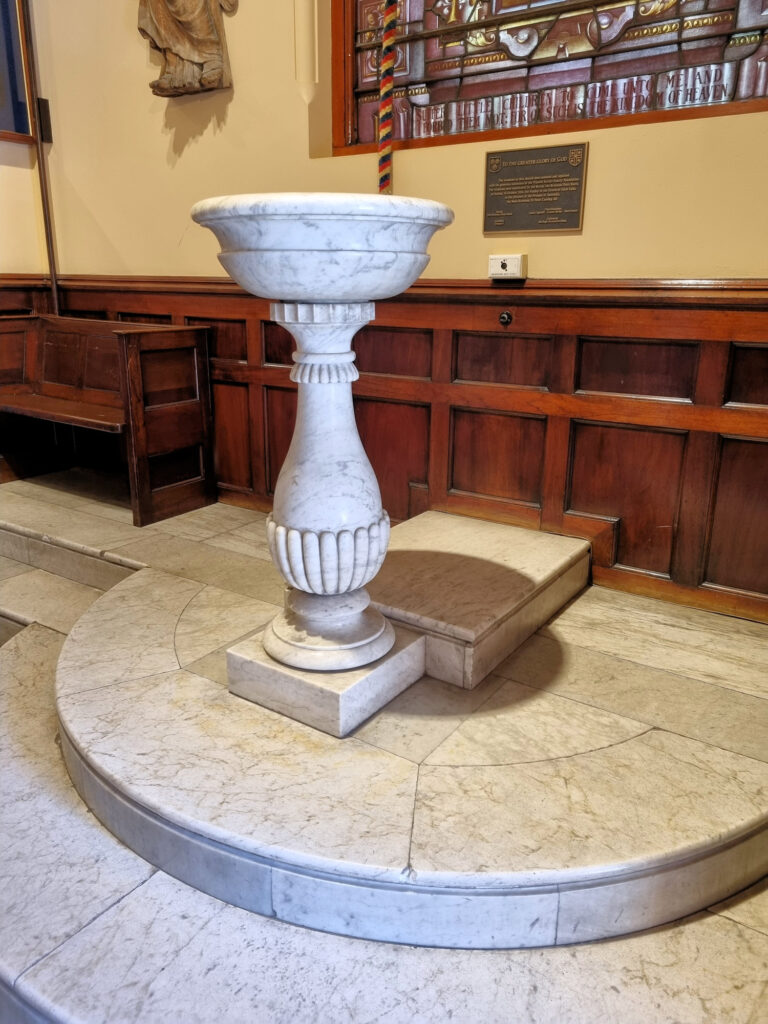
[140,348,199,406]
[577,338,699,400]
[147,445,203,490]
[42,331,82,387]
[117,311,173,325]
[263,322,293,366]
[354,398,430,523]
[83,338,122,392]
[186,316,247,362]
[706,437,768,596]
[29,275,768,619]
[264,386,297,494]
[568,422,687,575]
[211,381,252,492]
[353,326,432,379]
[726,346,768,407]
[0,329,26,384]
[454,332,553,388]
[451,408,546,506]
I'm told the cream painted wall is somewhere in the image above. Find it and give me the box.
[0,142,47,274]
[15,0,768,280]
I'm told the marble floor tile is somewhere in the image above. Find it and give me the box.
[150,502,263,541]
[14,869,768,1024]
[174,584,278,666]
[709,877,768,936]
[424,677,649,766]
[56,568,203,695]
[0,527,30,562]
[25,537,135,591]
[110,533,285,605]
[0,555,33,581]
[411,731,768,876]
[542,587,768,698]
[353,672,508,763]
[0,625,154,981]
[0,615,23,645]
[0,490,155,550]
[496,634,768,763]
[57,667,419,875]
[204,518,273,561]
[0,569,103,634]
[3,468,131,507]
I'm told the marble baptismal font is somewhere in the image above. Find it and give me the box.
[192,192,454,734]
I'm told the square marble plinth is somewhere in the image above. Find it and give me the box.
[227,627,426,737]
[368,512,590,688]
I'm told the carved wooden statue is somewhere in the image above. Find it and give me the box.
[139,0,239,96]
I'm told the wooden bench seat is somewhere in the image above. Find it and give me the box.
[0,392,126,431]
[0,315,216,525]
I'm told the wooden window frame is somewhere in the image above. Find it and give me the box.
[331,0,768,155]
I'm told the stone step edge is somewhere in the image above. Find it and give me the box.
[58,721,768,949]
[373,548,590,646]
[0,521,147,572]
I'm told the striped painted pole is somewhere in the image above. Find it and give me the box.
[378,1,397,194]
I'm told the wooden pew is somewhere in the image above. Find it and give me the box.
[0,315,216,526]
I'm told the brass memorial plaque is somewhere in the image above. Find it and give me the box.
[484,143,588,233]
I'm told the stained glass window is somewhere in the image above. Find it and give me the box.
[337,0,768,145]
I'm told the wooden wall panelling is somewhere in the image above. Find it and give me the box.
[694,340,731,407]
[211,381,252,492]
[25,276,768,620]
[263,322,293,365]
[577,337,698,400]
[117,312,173,325]
[453,331,553,387]
[186,316,247,362]
[0,322,27,384]
[351,398,428,523]
[264,386,297,494]
[669,431,719,586]
[540,415,571,533]
[425,329,452,511]
[727,345,768,406]
[450,407,547,511]
[353,325,432,378]
[705,436,768,595]
[568,422,688,574]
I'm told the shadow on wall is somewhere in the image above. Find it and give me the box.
[162,87,233,162]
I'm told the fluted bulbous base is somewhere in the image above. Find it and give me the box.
[262,587,396,671]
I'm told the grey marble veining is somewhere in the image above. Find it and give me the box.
[0,555,32,581]
[542,586,768,698]
[191,192,453,303]
[0,569,104,634]
[56,568,203,695]
[497,633,768,762]
[11,870,768,1024]
[0,624,153,984]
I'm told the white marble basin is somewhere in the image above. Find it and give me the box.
[190,192,454,302]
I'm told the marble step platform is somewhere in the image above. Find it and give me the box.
[369,512,590,688]
[5,616,768,1024]
[224,512,589,736]
[55,566,768,950]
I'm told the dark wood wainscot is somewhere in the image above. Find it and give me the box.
[33,275,768,621]
[0,314,215,525]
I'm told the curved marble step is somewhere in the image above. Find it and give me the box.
[55,568,768,949]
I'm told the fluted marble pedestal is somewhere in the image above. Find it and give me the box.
[191,192,453,736]
[260,301,394,673]
[227,301,427,737]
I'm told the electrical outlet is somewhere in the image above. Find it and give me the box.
[488,254,528,280]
